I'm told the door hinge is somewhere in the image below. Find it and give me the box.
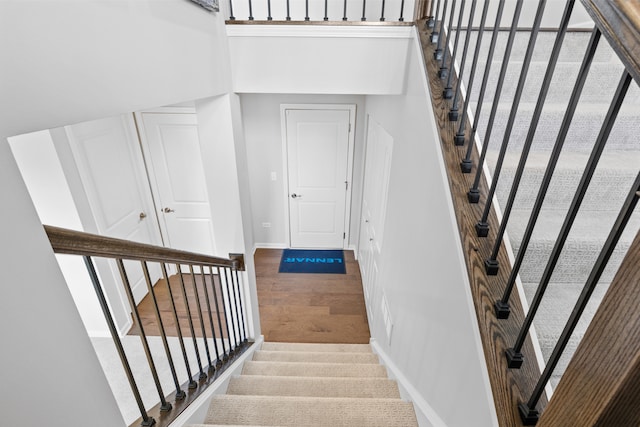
[343,232,346,239]
[349,123,351,132]
[345,181,349,190]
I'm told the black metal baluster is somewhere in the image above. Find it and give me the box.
[438,0,457,79]
[215,266,233,357]
[466,0,524,201]
[248,0,254,19]
[427,0,439,27]
[197,266,223,367]
[505,71,633,369]
[175,266,206,381]
[234,269,248,343]
[84,257,156,427]
[399,0,405,21]
[324,0,328,21]
[430,0,442,43]
[222,267,239,350]
[117,260,172,413]
[229,268,245,344]
[229,0,235,20]
[305,0,310,20]
[475,0,546,237]
[267,0,272,20]
[187,265,215,373]
[452,0,490,141]
[286,0,291,20]
[380,0,386,21]
[443,0,467,98]
[449,0,478,121]
[459,0,505,162]
[141,261,185,400]
[484,0,575,274]
[361,0,367,21]
[160,263,197,389]
[434,0,449,59]
[343,0,348,21]
[518,171,640,425]
[495,28,601,319]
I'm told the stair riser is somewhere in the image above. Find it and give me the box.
[252,350,379,364]
[227,376,401,399]
[473,108,640,152]
[242,361,388,378]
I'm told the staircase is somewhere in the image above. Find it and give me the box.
[188,342,419,426]
[456,28,640,387]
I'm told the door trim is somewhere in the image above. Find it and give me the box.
[280,104,356,249]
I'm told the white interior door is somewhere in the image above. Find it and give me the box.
[284,107,354,249]
[137,112,216,256]
[66,115,162,313]
[359,117,393,319]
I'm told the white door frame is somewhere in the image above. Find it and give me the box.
[280,104,356,249]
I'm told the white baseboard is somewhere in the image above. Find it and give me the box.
[254,243,288,251]
[169,336,264,427]
[370,339,448,427]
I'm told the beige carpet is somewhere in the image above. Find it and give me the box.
[189,342,418,426]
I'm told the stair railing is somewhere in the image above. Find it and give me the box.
[423,0,640,425]
[45,225,250,427]
[224,0,415,22]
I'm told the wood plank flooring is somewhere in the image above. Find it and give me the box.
[128,269,230,341]
[128,250,370,345]
[254,248,370,344]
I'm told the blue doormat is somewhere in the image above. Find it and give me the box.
[278,249,346,274]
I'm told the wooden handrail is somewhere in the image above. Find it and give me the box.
[581,0,640,84]
[538,229,640,426]
[44,225,237,268]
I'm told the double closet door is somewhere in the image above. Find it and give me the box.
[65,111,216,305]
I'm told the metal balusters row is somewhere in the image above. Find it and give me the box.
[484,0,575,276]
[227,0,407,21]
[85,257,248,426]
[460,0,506,172]
[468,0,524,205]
[426,0,640,424]
[448,0,478,123]
[475,0,546,239]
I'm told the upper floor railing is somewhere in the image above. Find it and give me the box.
[223,0,422,22]
[422,0,640,425]
[45,225,251,427]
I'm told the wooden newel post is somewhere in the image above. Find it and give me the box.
[539,229,640,426]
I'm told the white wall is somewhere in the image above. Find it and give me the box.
[0,1,234,425]
[8,131,109,337]
[240,94,367,248]
[363,34,498,426]
[227,25,412,95]
[196,94,261,338]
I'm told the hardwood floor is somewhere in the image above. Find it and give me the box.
[128,250,370,345]
[255,248,371,344]
[128,268,231,341]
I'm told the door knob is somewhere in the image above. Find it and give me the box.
[163,207,175,213]
[139,212,147,220]
[291,193,302,199]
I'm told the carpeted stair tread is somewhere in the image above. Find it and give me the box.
[227,375,401,398]
[252,350,379,364]
[261,342,372,353]
[204,395,418,426]
[242,360,387,378]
